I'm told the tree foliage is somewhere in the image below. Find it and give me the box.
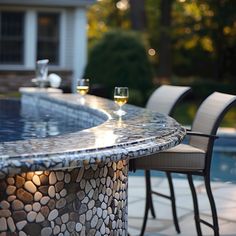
[87,0,236,84]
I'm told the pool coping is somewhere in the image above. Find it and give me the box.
[0,91,186,178]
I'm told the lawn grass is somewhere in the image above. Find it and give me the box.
[0,92,21,98]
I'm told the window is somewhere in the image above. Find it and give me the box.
[37,13,60,65]
[0,11,24,64]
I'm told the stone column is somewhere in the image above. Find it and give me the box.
[72,7,88,93]
[0,160,128,235]
[24,10,37,69]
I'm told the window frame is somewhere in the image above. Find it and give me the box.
[0,11,25,65]
[37,12,60,66]
[0,8,66,70]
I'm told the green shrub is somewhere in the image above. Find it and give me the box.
[128,89,145,107]
[84,30,153,105]
[171,77,236,101]
[190,80,236,100]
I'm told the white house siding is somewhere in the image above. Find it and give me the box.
[0,0,96,7]
[72,7,88,92]
[0,1,95,93]
[64,9,74,70]
[59,9,66,68]
[24,10,37,69]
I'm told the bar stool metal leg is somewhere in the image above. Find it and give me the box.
[140,170,152,236]
[166,172,180,233]
[204,174,219,236]
[188,174,203,236]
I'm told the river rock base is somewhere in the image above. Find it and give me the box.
[0,160,128,236]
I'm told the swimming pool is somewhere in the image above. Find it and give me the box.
[0,99,86,142]
[211,150,236,182]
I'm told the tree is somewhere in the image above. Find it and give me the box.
[129,0,146,31]
[208,0,236,81]
[87,0,130,43]
[87,0,236,84]
[158,0,173,81]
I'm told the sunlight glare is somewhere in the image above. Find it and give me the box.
[116,0,129,11]
[148,48,156,56]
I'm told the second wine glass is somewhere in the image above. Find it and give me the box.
[114,87,129,116]
[77,79,89,97]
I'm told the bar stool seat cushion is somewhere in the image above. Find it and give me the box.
[135,144,206,172]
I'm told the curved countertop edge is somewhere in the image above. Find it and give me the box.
[0,92,186,178]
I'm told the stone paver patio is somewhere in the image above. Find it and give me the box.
[128,176,236,236]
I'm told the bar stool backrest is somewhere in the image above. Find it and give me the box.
[146,85,191,115]
[190,92,236,153]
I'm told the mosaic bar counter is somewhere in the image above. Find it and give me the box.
[0,89,186,236]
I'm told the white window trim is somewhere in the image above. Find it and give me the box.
[59,10,66,68]
[72,7,87,92]
[24,10,37,69]
[0,10,25,66]
[0,6,67,70]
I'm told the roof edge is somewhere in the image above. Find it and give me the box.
[0,0,96,7]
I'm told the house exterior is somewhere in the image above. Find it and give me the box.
[0,0,96,94]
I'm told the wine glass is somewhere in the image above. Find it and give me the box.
[77,79,89,97]
[114,87,129,116]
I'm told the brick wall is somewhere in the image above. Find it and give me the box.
[0,70,72,95]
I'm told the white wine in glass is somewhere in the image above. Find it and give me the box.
[114,87,129,116]
[77,79,89,96]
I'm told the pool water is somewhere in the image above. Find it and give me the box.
[0,99,84,142]
[211,151,236,182]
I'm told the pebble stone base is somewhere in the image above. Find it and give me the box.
[0,160,128,236]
